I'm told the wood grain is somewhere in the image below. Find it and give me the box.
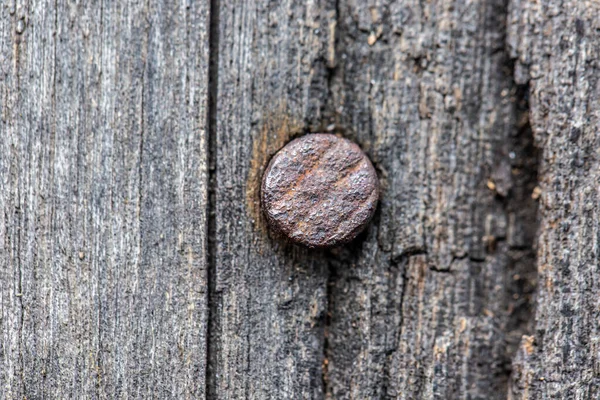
[508,1,600,398]
[324,0,539,398]
[0,1,209,397]
[207,0,340,398]
[1,0,598,398]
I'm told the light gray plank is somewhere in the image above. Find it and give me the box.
[0,1,210,397]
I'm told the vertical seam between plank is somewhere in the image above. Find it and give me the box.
[205,0,220,398]
[321,0,340,398]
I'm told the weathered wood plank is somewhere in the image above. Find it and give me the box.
[325,1,538,398]
[2,0,597,398]
[508,1,600,398]
[0,1,210,397]
[208,0,337,398]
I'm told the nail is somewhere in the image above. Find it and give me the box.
[261,133,379,248]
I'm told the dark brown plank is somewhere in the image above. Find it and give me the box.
[0,1,210,397]
[324,1,538,398]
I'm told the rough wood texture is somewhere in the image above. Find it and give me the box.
[508,1,600,398]
[324,0,538,398]
[1,0,597,398]
[0,1,209,398]
[208,0,336,398]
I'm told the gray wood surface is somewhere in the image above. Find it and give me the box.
[208,1,335,398]
[1,0,597,399]
[508,1,600,398]
[325,1,538,398]
[1,0,210,398]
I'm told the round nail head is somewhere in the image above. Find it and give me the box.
[261,133,379,248]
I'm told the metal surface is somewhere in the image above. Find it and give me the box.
[261,133,379,248]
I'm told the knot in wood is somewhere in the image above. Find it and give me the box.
[261,133,379,248]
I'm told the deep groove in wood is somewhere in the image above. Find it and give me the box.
[504,80,540,392]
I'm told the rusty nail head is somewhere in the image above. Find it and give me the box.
[261,133,379,248]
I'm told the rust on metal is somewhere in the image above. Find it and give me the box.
[261,133,379,248]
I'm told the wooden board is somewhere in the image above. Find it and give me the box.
[508,1,600,398]
[0,0,210,397]
[207,0,336,398]
[324,0,538,398]
[1,0,598,398]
